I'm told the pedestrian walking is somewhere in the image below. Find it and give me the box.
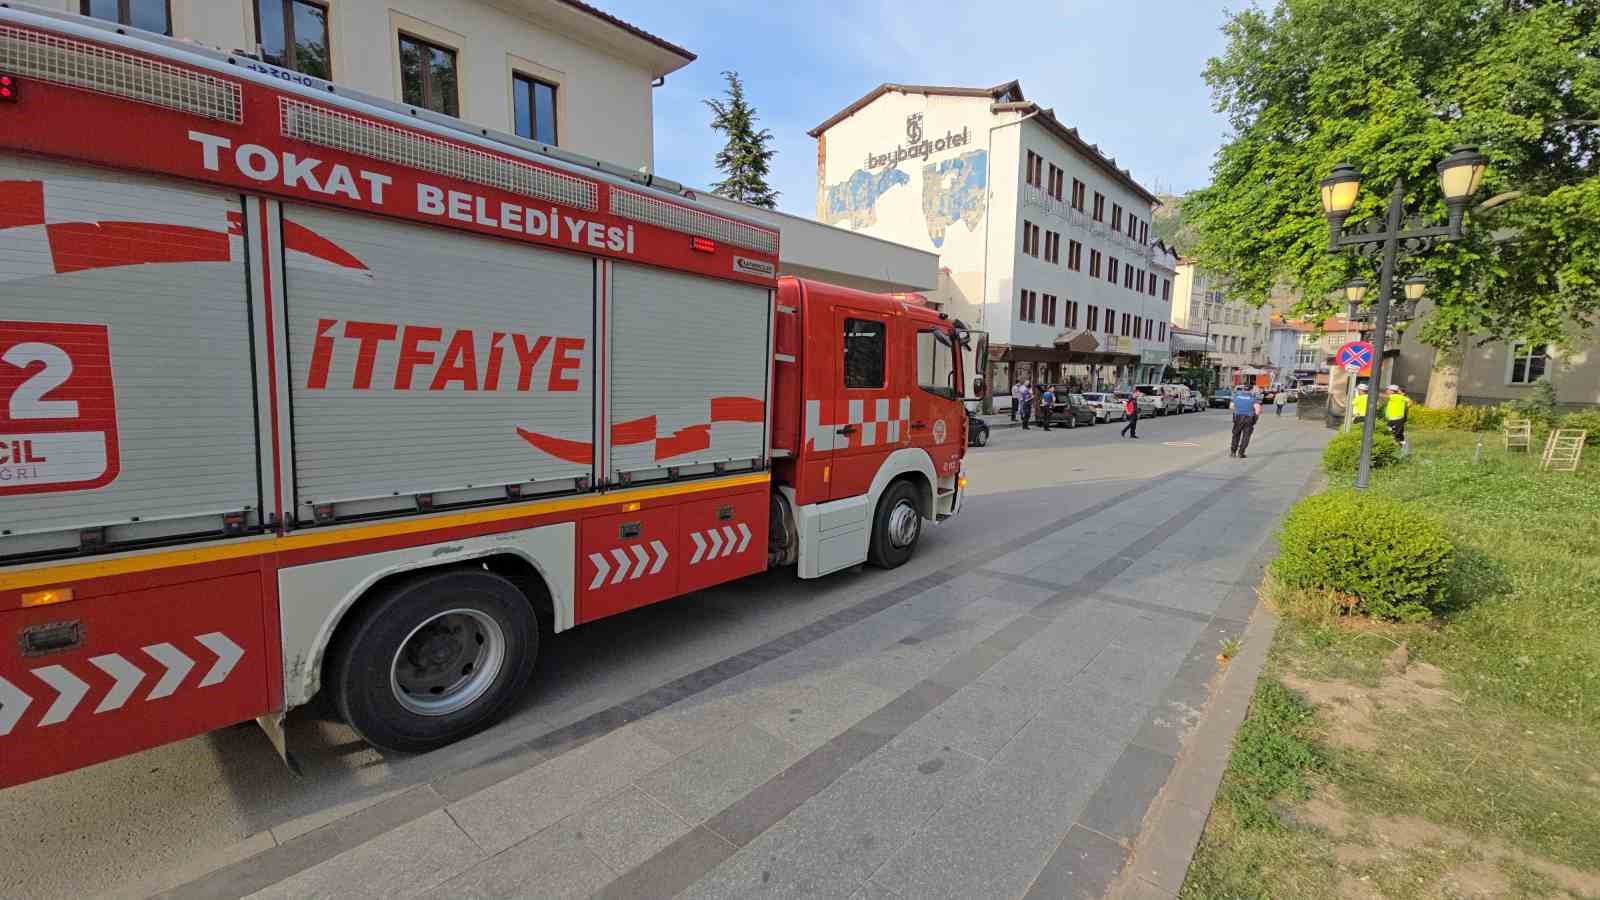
[1009,380,1022,421]
[1119,391,1140,439]
[1019,381,1034,430]
[1275,390,1287,417]
[1039,385,1056,431]
[1385,384,1410,446]
[1230,387,1262,458]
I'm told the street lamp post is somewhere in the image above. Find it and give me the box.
[1319,146,1488,489]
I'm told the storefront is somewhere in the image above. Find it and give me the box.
[988,331,1138,405]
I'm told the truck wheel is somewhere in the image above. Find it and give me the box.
[868,480,922,569]
[328,569,538,754]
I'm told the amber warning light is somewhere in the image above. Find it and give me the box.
[0,74,16,101]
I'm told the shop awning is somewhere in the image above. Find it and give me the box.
[1170,333,1211,353]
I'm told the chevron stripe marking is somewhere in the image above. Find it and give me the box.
[143,643,195,701]
[33,665,90,727]
[608,548,630,586]
[89,654,146,713]
[630,544,650,580]
[196,632,245,688]
[648,540,668,575]
[720,526,737,558]
[690,531,707,564]
[736,522,752,554]
[588,552,610,590]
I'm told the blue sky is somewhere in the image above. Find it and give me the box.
[598,0,1237,217]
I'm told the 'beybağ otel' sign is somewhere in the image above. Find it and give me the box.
[864,114,973,170]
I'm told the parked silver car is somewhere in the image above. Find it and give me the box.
[1081,392,1125,422]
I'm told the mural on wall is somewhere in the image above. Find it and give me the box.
[822,167,910,228]
[921,150,986,248]
[822,150,988,249]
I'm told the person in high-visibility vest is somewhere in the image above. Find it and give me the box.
[1385,384,1410,443]
[1351,383,1370,419]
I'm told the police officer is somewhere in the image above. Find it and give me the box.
[1230,387,1262,458]
[1385,384,1410,444]
[1351,383,1370,422]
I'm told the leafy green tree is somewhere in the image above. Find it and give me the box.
[1188,0,1600,353]
[704,71,779,209]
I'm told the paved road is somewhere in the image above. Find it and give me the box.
[0,408,1325,900]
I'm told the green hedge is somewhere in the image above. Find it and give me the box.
[1560,409,1600,445]
[1272,491,1455,621]
[1321,428,1400,474]
[1408,404,1500,432]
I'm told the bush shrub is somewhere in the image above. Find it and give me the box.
[1560,409,1600,445]
[1321,428,1400,474]
[1272,491,1455,621]
[1507,377,1560,424]
[1408,404,1497,432]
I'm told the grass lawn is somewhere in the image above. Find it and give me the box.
[1182,430,1600,899]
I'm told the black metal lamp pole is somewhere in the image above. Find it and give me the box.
[1319,147,1488,490]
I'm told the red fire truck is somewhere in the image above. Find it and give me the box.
[0,6,979,787]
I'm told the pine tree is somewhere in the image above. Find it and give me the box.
[704,71,779,209]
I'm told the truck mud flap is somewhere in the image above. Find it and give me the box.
[0,569,272,788]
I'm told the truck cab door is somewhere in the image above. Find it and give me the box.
[909,325,965,478]
[829,308,898,501]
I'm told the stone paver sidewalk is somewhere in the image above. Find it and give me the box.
[161,423,1327,900]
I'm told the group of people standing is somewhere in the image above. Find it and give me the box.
[1007,380,1146,438]
[1351,383,1411,444]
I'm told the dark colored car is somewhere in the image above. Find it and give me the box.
[1043,388,1098,428]
[1209,387,1235,409]
[968,414,990,446]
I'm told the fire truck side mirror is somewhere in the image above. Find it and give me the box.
[972,376,987,399]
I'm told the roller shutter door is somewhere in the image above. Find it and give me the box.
[281,205,595,517]
[608,263,769,481]
[0,157,257,546]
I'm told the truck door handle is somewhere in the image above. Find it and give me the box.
[836,424,857,435]
[911,420,927,429]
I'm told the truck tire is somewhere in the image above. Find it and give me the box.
[868,479,922,569]
[327,569,539,754]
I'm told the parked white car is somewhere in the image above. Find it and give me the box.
[1081,392,1125,422]
[1133,384,1170,416]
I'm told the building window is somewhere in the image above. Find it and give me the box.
[1159,323,1166,342]
[844,318,886,387]
[1025,151,1043,188]
[1088,305,1099,331]
[399,33,459,117]
[1108,256,1119,284]
[1147,272,1157,297]
[1507,342,1549,385]
[1124,266,1134,290]
[1133,316,1142,340]
[1145,320,1153,340]
[1092,192,1105,222]
[1111,204,1123,232]
[1141,221,1149,244]
[1071,179,1086,211]
[513,73,559,145]
[1105,308,1115,335]
[256,0,331,80]
[1121,313,1131,336]
[1136,270,1145,293]
[1042,293,1057,326]
[1067,239,1083,271]
[1048,164,1064,201]
[1066,301,1079,329]
[1089,249,1102,278]
[1019,289,1037,323]
[82,0,170,34]
[1045,231,1061,264]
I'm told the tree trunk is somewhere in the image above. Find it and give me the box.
[1425,335,1463,409]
